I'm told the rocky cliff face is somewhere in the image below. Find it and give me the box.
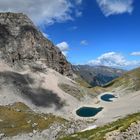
[0,12,73,76]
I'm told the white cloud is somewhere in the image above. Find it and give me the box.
[75,0,83,5]
[88,52,140,68]
[56,42,69,56]
[131,52,140,56]
[75,10,82,17]
[68,26,78,31]
[0,0,73,25]
[75,0,83,17]
[80,40,88,45]
[96,0,134,16]
[61,51,68,57]
[42,32,49,38]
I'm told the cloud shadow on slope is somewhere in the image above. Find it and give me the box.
[0,71,64,110]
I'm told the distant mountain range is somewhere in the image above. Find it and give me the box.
[73,65,126,87]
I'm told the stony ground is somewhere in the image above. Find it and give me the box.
[0,102,96,140]
[106,121,140,140]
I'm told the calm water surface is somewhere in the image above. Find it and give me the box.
[76,107,103,117]
[101,94,117,102]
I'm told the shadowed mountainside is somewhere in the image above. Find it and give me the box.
[73,65,126,87]
[0,71,64,109]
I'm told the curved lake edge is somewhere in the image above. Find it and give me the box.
[76,106,103,117]
[100,93,117,102]
[98,92,118,102]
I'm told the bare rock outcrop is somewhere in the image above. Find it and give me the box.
[0,12,73,76]
[105,121,140,140]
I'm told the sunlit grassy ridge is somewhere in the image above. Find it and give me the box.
[104,67,140,91]
[58,83,87,100]
[59,112,140,140]
[0,102,66,137]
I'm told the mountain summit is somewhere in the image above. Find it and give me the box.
[0,12,73,76]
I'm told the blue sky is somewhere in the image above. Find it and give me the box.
[41,0,140,69]
[0,0,140,69]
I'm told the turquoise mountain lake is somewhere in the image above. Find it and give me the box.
[76,107,103,117]
[101,94,117,102]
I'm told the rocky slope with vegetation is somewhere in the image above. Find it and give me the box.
[59,67,140,140]
[104,67,140,94]
[60,112,140,140]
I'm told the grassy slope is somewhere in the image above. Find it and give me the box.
[58,74,107,101]
[104,67,140,91]
[58,83,106,101]
[59,112,140,140]
[74,75,92,88]
[58,83,87,100]
[75,75,107,94]
[0,102,66,137]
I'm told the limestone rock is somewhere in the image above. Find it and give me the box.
[0,12,73,76]
[0,133,5,139]
[105,121,140,140]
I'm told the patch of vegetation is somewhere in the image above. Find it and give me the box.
[59,112,140,140]
[0,102,66,137]
[59,82,107,100]
[75,75,107,95]
[58,84,87,100]
[89,86,107,94]
[75,76,92,88]
[104,67,140,92]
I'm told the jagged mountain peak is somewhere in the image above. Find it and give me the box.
[0,12,73,76]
